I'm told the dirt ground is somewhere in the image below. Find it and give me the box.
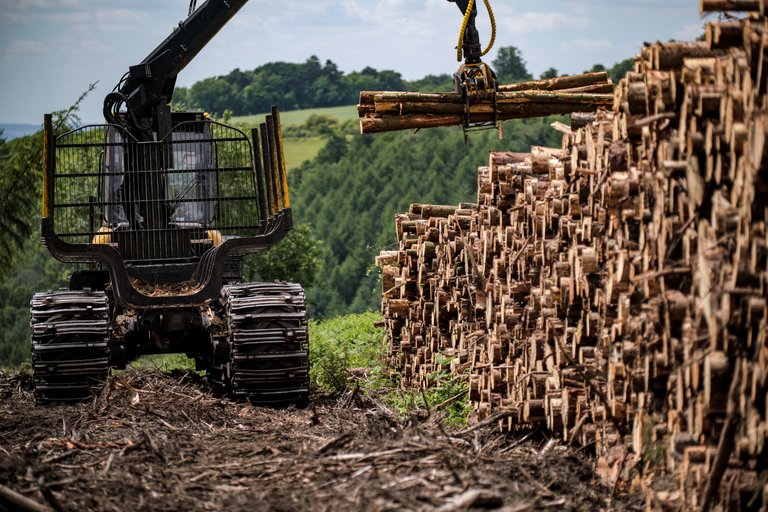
[0,369,641,512]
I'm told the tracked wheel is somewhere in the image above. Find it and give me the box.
[213,282,309,405]
[30,290,111,402]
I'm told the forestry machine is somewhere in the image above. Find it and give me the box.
[31,0,497,404]
[33,0,308,404]
[448,0,499,131]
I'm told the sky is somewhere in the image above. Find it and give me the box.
[0,0,712,124]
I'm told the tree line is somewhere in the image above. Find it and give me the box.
[174,48,634,116]
[290,117,563,317]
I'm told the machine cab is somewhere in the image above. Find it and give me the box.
[103,116,217,233]
[43,107,291,305]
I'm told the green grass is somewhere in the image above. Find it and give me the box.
[308,312,470,427]
[308,311,386,392]
[130,353,196,372]
[284,136,325,170]
[232,105,358,128]
[384,368,470,428]
[121,311,469,427]
[230,105,358,170]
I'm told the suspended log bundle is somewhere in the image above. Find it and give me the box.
[359,72,614,134]
[378,11,768,511]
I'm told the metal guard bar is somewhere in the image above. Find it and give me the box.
[41,111,293,308]
[41,211,292,308]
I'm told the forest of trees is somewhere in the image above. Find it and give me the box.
[290,118,562,317]
[0,47,634,366]
[174,48,634,116]
[173,56,408,115]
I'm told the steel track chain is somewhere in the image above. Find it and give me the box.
[217,282,309,404]
[30,290,111,402]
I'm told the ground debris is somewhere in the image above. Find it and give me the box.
[0,369,640,511]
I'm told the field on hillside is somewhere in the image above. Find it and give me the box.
[282,135,326,170]
[232,105,358,128]
[232,105,357,170]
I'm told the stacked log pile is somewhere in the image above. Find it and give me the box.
[378,8,768,510]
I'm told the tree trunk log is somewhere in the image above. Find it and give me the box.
[700,0,762,13]
[653,42,724,70]
[359,72,614,134]
[0,484,53,512]
[363,89,613,108]
[361,103,607,133]
[499,72,610,92]
[705,20,744,49]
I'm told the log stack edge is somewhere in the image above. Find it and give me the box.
[378,11,768,511]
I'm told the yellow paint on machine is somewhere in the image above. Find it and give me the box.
[207,230,224,246]
[92,226,112,245]
[275,109,291,209]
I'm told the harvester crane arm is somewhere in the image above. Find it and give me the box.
[103,0,250,140]
[449,0,482,64]
[448,0,496,64]
[447,0,499,130]
[38,0,305,405]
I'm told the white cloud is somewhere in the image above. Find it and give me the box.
[79,39,114,54]
[33,8,148,32]
[562,39,613,50]
[0,11,26,24]
[674,23,705,41]
[2,39,49,63]
[499,11,588,35]
[0,0,86,7]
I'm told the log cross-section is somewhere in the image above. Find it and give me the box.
[378,15,768,512]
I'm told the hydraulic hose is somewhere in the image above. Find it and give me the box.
[456,0,497,62]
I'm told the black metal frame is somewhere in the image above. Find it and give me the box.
[103,0,250,139]
[41,107,293,308]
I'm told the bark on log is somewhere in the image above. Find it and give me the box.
[700,363,742,512]
[700,0,762,12]
[653,42,724,70]
[378,15,768,512]
[366,91,612,106]
[360,102,607,134]
[570,112,596,130]
[705,21,744,49]
[372,98,611,115]
[359,72,614,134]
[499,72,610,92]
[0,484,53,512]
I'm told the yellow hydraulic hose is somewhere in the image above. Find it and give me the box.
[483,0,496,56]
[456,0,497,62]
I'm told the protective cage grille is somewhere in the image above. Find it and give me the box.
[52,121,271,263]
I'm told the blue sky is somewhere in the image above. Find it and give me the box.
[0,0,710,124]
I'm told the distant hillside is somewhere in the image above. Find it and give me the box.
[0,124,39,140]
[232,105,359,170]
[231,105,358,127]
[173,56,428,117]
[290,117,564,317]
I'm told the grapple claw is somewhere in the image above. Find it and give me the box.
[453,61,499,131]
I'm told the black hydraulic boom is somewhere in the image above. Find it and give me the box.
[103,0,250,140]
[447,0,498,130]
[448,0,483,65]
